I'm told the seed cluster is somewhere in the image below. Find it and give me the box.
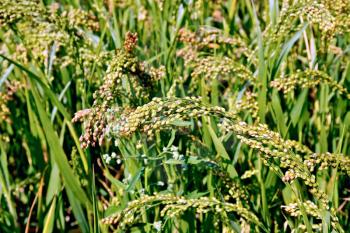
[0,0,45,26]
[271,69,350,99]
[191,57,253,81]
[102,193,260,230]
[282,200,326,230]
[220,122,331,207]
[268,0,337,45]
[220,121,343,227]
[323,0,350,33]
[176,27,258,111]
[177,27,257,65]
[73,33,165,148]
[0,0,99,69]
[283,201,321,219]
[188,56,255,93]
[305,152,350,176]
[232,92,259,121]
[0,80,22,124]
[110,97,230,139]
[217,172,250,204]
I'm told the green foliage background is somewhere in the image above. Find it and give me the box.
[0,0,350,232]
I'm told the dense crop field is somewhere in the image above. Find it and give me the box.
[1,0,350,232]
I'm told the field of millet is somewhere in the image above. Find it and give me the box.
[1,0,350,232]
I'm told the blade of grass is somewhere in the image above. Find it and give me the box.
[0,142,18,226]
[290,89,308,127]
[30,81,92,209]
[271,23,308,79]
[66,187,90,233]
[207,121,238,178]
[42,196,56,233]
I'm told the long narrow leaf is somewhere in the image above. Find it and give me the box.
[30,81,92,209]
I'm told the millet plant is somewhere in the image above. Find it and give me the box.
[0,0,350,232]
